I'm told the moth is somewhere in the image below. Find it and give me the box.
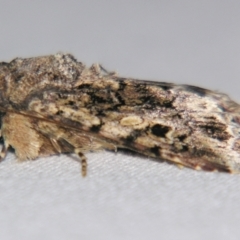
[0,53,239,176]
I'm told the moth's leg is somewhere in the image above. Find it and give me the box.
[74,149,87,177]
[0,142,9,162]
[48,137,87,176]
[49,138,62,153]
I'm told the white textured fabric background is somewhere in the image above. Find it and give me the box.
[1,1,240,240]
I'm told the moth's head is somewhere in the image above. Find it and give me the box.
[0,61,10,100]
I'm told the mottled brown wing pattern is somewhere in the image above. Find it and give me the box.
[0,53,240,175]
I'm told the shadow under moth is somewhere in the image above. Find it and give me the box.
[0,53,240,176]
